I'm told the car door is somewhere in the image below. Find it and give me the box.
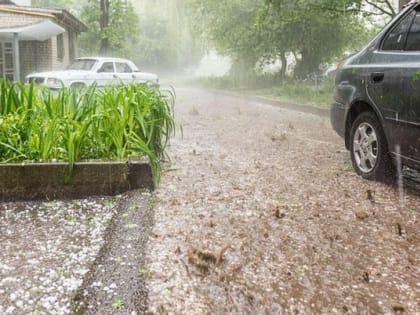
[96,61,116,86]
[365,8,420,163]
[397,9,420,163]
[115,62,134,84]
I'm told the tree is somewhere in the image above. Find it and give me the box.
[187,0,373,80]
[261,0,374,78]
[266,0,397,19]
[79,0,139,57]
[187,0,267,83]
[99,0,110,55]
[32,0,74,7]
[134,0,201,69]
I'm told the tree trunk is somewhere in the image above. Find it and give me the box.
[99,0,110,55]
[279,51,287,81]
[295,48,320,80]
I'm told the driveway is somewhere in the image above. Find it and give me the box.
[146,87,420,314]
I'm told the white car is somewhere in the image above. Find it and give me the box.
[26,57,159,89]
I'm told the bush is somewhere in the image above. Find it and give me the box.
[0,80,175,184]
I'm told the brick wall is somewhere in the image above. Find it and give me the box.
[50,32,71,70]
[0,11,42,28]
[0,11,78,80]
[19,39,52,79]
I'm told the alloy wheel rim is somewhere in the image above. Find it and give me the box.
[353,122,378,173]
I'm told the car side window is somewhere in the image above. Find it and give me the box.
[382,10,416,51]
[116,62,132,73]
[405,12,420,51]
[98,62,115,73]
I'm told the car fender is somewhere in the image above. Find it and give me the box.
[344,96,388,150]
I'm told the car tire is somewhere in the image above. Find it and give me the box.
[349,111,395,182]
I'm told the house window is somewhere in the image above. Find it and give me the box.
[57,34,64,61]
[2,42,14,81]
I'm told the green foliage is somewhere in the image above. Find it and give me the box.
[265,0,396,19]
[413,70,420,82]
[32,0,75,7]
[191,74,334,108]
[269,79,334,108]
[135,1,202,69]
[135,15,179,67]
[0,80,175,184]
[111,299,124,309]
[187,0,393,80]
[187,0,265,80]
[79,0,139,57]
[260,0,376,78]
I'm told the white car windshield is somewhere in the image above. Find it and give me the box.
[67,59,97,70]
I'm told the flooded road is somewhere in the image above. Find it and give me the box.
[146,87,420,314]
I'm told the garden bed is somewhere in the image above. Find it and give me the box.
[0,160,153,201]
[0,80,175,200]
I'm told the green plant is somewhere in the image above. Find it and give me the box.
[111,299,125,309]
[0,80,175,184]
[271,79,334,108]
[191,74,334,108]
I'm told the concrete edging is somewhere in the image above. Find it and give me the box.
[0,160,154,201]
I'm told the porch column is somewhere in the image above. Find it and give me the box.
[13,32,20,82]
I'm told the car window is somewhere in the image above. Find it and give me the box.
[115,62,133,73]
[382,10,416,51]
[405,12,420,50]
[67,59,97,70]
[98,62,115,73]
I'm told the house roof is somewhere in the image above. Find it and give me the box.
[0,19,65,41]
[0,4,87,33]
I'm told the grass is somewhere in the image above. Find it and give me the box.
[259,80,334,109]
[191,75,334,109]
[0,80,175,184]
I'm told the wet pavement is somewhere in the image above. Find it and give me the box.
[72,190,153,314]
[0,87,419,314]
[0,198,118,314]
[146,87,420,314]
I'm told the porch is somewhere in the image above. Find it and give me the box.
[0,19,64,81]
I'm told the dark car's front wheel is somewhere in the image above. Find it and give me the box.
[349,111,395,182]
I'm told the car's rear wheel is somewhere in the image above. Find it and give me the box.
[349,111,395,182]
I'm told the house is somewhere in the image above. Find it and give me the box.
[0,0,86,81]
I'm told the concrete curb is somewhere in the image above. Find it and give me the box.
[0,160,154,201]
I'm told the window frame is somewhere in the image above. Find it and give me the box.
[403,10,420,51]
[97,62,115,73]
[380,9,416,52]
[115,62,133,73]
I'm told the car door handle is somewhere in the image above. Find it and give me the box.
[371,72,384,83]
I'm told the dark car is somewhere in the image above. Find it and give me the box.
[331,1,420,182]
